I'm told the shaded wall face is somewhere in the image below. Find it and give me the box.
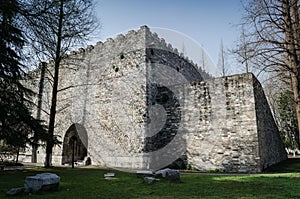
[253,78,287,169]
[144,47,205,170]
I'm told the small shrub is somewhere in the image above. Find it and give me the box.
[119,52,125,59]
[186,164,199,171]
[186,164,192,170]
[112,65,119,72]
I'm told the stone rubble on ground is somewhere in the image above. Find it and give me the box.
[155,168,180,182]
[144,177,159,184]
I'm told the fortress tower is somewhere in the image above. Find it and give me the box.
[23,26,287,172]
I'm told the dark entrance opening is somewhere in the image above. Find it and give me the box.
[62,124,88,165]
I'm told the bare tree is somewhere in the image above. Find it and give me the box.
[21,0,99,167]
[234,0,300,146]
[218,39,227,76]
[234,26,252,73]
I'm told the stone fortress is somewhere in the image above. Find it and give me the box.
[23,25,287,172]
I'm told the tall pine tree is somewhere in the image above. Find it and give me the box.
[0,0,46,162]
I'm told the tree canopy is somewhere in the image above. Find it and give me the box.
[234,0,300,148]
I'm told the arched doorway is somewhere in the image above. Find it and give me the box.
[62,124,88,165]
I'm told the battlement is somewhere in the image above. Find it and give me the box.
[61,25,201,73]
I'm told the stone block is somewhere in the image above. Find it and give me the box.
[24,173,60,193]
[104,173,115,179]
[155,168,180,182]
[136,170,154,178]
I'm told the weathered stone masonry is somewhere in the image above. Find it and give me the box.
[182,73,287,172]
[23,26,287,172]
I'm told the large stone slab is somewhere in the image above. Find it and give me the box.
[136,170,154,178]
[25,173,60,193]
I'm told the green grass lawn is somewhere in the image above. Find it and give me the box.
[1,159,300,199]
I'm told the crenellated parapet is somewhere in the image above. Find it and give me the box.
[53,25,206,76]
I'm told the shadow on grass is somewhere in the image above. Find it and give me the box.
[264,158,300,173]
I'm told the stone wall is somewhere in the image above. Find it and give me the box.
[183,73,287,172]
[23,26,287,172]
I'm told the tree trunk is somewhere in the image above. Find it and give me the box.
[72,138,75,168]
[291,70,300,148]
[45,0,64,168]
[15,146,20,164]
[291,0,300,148]
[283,0,300,148]
[32,62,46,163]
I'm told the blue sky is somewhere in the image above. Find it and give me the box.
[92,0,244,75]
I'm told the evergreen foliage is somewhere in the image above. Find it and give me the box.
[0,0,47,162]
[278,90,299,149]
